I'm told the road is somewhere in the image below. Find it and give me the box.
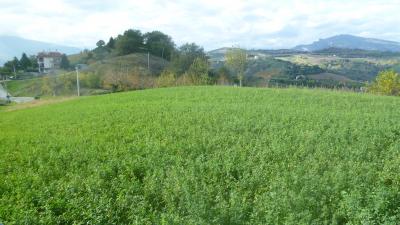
[0,83,34,103]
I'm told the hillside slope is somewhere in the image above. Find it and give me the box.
[5,53,168,97]
[1,87,400,224]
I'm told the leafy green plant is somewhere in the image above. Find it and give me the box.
[1,87,400,224]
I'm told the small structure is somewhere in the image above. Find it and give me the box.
[296,75,306,80]
[247,54,259,60]
[37,51,63,73]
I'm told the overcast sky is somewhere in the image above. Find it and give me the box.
[1,0,400,50]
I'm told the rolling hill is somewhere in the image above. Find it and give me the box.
[1,87,400,224]
[5,53,168,97]
[0,35,81,65]
[294,34,400,52]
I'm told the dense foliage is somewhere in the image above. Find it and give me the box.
[1,87,400,224]
[314,48,400,58]
[324,59,385,81]
[368,70,400,96]
[0,53,38,77]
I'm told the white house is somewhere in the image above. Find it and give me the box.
[37,51,63,73]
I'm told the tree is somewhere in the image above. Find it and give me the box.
[4,57,20,77]
[12,57,20,70]
[60,54,70,70]
[186,57,210,85]
[157,70,176,87]
[20,53,31,70]
[144,31,175,60]
[169,43,207,75]
[225,47,247,87]
[115,29,144,55]
[216,66,231,85]
[29,55,38,70]
[96,40,105,48]
[368,70,400,96]
[106,37,115,49]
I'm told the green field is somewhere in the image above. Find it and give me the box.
[1,87,400,224]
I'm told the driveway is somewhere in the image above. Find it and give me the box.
[0,83,34,103]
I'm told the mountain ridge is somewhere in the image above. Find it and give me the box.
[293,34,400,52]
[0,35,81,65]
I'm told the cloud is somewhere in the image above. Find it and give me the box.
[0,0,399,50]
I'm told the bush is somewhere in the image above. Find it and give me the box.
[368,70,400,96]
[156,71,176,87]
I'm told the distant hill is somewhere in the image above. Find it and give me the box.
[0,35,81,65]
[293,34,400,52]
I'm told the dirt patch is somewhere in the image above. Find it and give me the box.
[2,97,78,112]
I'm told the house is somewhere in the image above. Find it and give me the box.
[247,54,259,60]
[37,51,63,73]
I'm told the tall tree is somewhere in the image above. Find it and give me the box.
[144,31,175,60]
[29,55,38,70]
[96,40,105,48]
[169,43,207,75]
[115,29,144,55]
[19,53,31,70]
[3,57,20,74]
[60,54,70,70]
[106,37,115,49]
[225,47,247,87]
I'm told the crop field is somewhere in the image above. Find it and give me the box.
[1,87,400,224]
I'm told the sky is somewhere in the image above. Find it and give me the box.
[1,0,400,50]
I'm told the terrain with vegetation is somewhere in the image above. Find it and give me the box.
[3,33,400,98]
[1,87,400,224]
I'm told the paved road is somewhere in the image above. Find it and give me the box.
[0,83,34,103]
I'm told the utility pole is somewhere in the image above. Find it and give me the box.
[75,66,80,96]
[147,52,150,71]
[13,65,16,80]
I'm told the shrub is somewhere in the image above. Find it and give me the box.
[368,70,400,96]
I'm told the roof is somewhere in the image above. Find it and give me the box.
[37,51,63,58]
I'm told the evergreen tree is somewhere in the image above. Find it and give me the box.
[12,57,20,70]
[106,37,115,49]
[115,29,144,55]
[60,54,70,70]
[29,55,38,70]
[20,53,31,70]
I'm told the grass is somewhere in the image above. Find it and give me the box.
[1,86,400,224]
[5,78,43,97]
